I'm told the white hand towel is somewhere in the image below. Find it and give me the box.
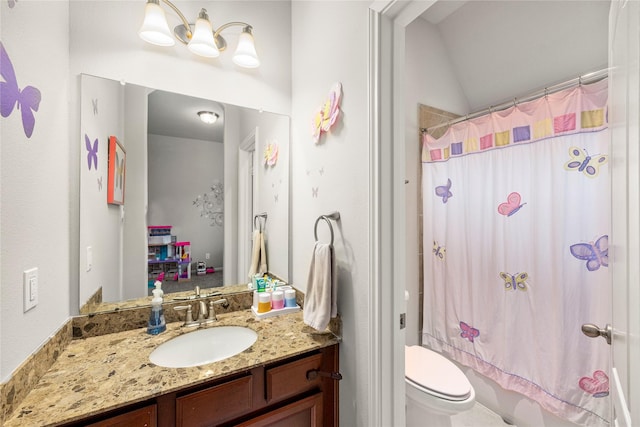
[303,242,337,331]
[247,230,261,279]
[259,231,268,275]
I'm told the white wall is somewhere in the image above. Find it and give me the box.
[148,134,224,270]
[69,1,292,116]
[291,2,371,426]
[122,85,149,301]
[239,109,290,280]
[1,0,70,381]
[79,76,126,305]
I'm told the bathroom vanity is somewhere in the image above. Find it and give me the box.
[4,309,340,427]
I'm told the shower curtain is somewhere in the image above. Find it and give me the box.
[421,78,610,426]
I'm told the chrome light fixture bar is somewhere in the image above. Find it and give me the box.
[138,0,260,68]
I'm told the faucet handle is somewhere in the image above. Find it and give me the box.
[198,300,208,321]
[174,305,194,325]
[212,298,229,309]
[207,298,228,321]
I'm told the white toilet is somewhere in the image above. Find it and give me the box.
[405,345,476,427]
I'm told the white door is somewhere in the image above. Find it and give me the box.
[237,128,259,283]
[608,1,639,425]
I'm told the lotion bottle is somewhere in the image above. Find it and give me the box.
[147,288,166,335]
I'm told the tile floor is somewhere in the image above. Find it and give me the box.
[451,402,514,427]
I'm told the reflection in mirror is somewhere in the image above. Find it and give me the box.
[79,74,289,314]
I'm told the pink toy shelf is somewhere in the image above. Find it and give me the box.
[147,227,192,285]
[174,242,191,282]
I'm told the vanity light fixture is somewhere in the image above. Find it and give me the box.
[138,0,260,68]
[198,111,219,124]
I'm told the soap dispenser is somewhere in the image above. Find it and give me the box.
[147,287,166,335]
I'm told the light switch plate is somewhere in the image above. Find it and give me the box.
[23,268,38,312]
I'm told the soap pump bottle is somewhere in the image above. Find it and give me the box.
[147,287,166,335]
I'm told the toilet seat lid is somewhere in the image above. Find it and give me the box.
[405,345,471,400]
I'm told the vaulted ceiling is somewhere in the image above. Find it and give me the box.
[420,0,610,112]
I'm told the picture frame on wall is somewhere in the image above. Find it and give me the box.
[107,135,126,205]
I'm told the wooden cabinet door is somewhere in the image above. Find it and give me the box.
[235,393,323,427]
[86,404,156,427]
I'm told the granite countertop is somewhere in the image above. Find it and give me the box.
[5,310,338,427]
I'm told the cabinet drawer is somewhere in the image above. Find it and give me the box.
[266,353,322,403]
[177,375,253,427]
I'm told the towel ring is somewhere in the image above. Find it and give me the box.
[314,211,341,246]
[254,212,267,231]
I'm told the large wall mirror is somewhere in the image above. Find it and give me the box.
[79,74,289,314]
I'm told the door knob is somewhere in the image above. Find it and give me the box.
[581,323,612,345]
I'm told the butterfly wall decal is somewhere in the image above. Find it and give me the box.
[8,0,18,8]
[432,241,446,260]
[312,187,318,198]
[92,98,98,115]
[97,176,103,191]
[460,321,480,343]
[263,142,278,166]
[1,42,42,138]
[564,146,608,178]
[85,134,98,170]
[579,370,609,398]
[435,179,452,203]
[312,82,342,144]
[570,235,608,271]
[498,192,526,216]
[500,272,528,291]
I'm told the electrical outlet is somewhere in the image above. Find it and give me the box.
[23,268,38,312]
[205,253,210,260]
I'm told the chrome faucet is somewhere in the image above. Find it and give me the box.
[174,298,229,327]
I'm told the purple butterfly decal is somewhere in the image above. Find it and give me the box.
[435,178,452,203]
[460,321,479,343]
[85,134,98,170]
[1,42,41,138]
[8,0,18,8]
[500,271,528,291]
[570,235,608,271]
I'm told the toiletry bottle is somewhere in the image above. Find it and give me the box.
[271,290,285,310]
[147,288,166,335]
[154,280,164,298]
[284,289,297,308]
[257,292,271,313]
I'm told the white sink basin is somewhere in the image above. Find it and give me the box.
[149,326,258,368]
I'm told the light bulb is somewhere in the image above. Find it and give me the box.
[233,26,260,68]
[138,0,175,47]
[188,9,220,58]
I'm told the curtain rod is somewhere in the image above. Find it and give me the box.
[421,68,609,134]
